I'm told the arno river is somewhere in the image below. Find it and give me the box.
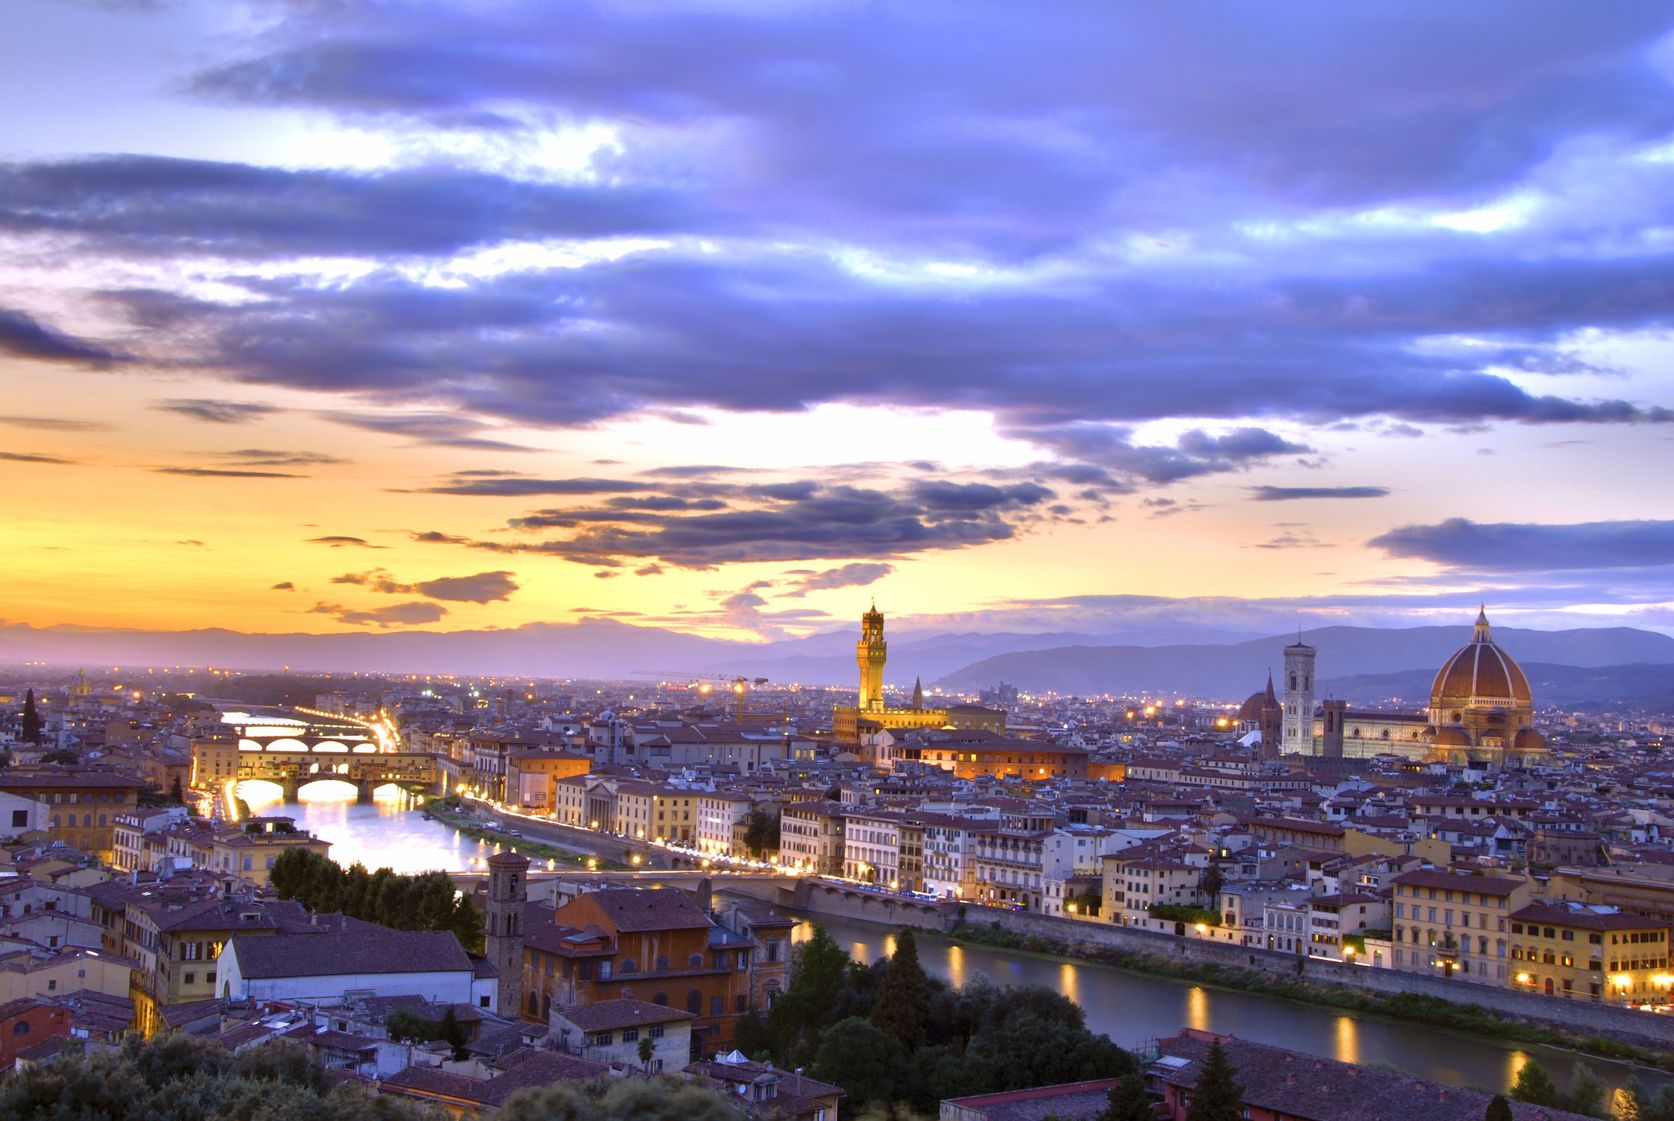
[251,784,1664,1105]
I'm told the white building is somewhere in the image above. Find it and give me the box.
[218,929,495,1008]
[549,999,694,1073]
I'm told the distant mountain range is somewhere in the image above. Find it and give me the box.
[1,618,1670,706]
[932,625,1674,701]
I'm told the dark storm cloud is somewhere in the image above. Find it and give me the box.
[0,307,122,364]
[1368,518,1674,572]
[1251,486,1392,501]
[0,155,717,259]
[156,398,279,424]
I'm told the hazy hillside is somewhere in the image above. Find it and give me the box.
[936,625,1674,699]
[1323,662,1674,710]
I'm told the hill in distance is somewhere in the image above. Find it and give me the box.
[934,624,1674,701]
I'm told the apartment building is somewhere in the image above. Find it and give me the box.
[1509,901,1670,1004]
[1390,869,1530,983]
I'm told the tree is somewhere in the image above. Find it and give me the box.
[1510,1059,1558,1108]
[743,809,780,860]
[638,1034,656,1071]
[1484,1094,1514,1121]
[498,1077,743,1121]
[440,1005,469,1060]
[1199,862,1225,904]
[169,776,186,804]
[732,1010,775,1060]
[873,929,931,1049]
[1101,1072,1153,1121]
[1184,1039,1243,1121]
[770,922,850,1061]
[20,689,41,745]
[40,748,78,765]
[1558,1059,1604,1118]
[813,1017,907,1107]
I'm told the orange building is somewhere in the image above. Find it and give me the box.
[888,730,1089,781]
[503,751,590,811]
[520,888,758,1058]
[0,768,147,861]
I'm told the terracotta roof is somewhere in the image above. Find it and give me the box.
[229,929,472,979]
[1152,1031,1593,1121]
[1391,870,1524,896]
[564,888,712,933]
[553,998,695,1031]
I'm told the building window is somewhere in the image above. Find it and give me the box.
[649,1026,664,1039]
[686,991,702,1015]
[622,1029,638,1042]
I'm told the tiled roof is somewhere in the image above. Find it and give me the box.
[230,929,472,979]
[566,888,712,933]
[553,998,695,1031]
[1152,1032,1594,1121]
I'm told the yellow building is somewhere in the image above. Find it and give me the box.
[189,736,240,789]
[208,817,331,888]
[1509,902,1671,1004]
[1390,869,1531,983]
[832,605,1005,742]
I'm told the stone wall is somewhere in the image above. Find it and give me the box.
[790,890,1674,1050]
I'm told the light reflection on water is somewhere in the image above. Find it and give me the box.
[794,911,1668,1101]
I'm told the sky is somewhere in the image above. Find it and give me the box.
[3,0,1674,643]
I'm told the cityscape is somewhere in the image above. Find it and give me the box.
[4,3,1674,1121]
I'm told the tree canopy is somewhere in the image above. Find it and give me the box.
[269,849,482,951]
[1510,1059,1559,1108]
[1184,1040,1243,1121]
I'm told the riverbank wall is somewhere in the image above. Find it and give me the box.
[788,886,1674,1051]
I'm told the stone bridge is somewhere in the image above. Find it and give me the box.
[236,750,442,802]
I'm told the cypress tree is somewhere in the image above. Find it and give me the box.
[1484,1094,1514,1121]
[1101,1072,1153,1121]
[1185,1039,1243,1121]
[872,928,931,1049]
[20,689,41,745]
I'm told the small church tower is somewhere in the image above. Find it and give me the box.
[1281,635,1316,754]
[857,602,888,713]
[484,849,529,1019]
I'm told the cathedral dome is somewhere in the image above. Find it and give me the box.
[1430,607,1532,716]
[1433,724,1473,748]
[1237,691,1269,723]
[1513,727,1548,754]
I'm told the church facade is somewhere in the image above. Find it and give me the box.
[1277,608,1549,767]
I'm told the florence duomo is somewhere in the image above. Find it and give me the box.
[1251,606,1550,768]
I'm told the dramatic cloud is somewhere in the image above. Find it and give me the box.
[1369,518,1674,572]
[308,600,449,627]
[427,473,1059,568]
[155,399,279,424]
[781,562,895,598]
[0,307,121,364]
[1251,486,1392,502]
[0,155,717,259]
[332,568,520,602]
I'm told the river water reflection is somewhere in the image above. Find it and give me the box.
[795,913,1664,1104]
[259,785,1662,1104]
